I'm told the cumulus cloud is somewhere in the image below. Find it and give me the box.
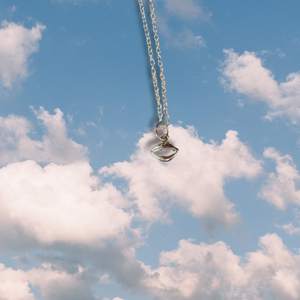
[0,21,45,89]
[258,147,300,209]
[0,107,133,249]
[0,159,132,248]
[3,107,293,299]
[100,126,262,231]
[221,48,300,123]
[0,107,87,165]
[137,233,300,300]
[0,264,35,300]
[0,263,96,300]
[3,233,300,300]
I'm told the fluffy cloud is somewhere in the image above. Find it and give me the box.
[0,263,96,300]
[0,21,45,89]
[0,264,35,300]
[2,233,300,300]
[0,108,131,249]
[140,233,300,300]
[100,126,262,230]
[259,147,300,209]
[0,159,132,248]
[0,107,87,165]
[221,49,300,123]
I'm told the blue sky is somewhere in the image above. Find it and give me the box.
[0,0,300,299]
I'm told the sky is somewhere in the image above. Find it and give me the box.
[0,0,300,299]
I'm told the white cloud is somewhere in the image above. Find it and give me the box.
[0,21,45,89]
[221,48,300,123]
[0,107,87,165]
[258,147,300,209]
[0,264,35,300]
[0,263,96,300]
[2,233,300,300]
[162,0,211,21]
[139,233,300,300]
[100,126,262,231]
[0,159,132,248]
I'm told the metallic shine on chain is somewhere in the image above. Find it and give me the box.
[138,0,179,162]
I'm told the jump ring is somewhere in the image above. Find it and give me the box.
[155,121,169,142]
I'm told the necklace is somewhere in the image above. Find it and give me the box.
[138,0,179,162]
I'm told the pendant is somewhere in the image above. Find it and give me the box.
[151,122,179,162]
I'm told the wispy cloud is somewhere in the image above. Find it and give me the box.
[162,0,211,21]
[155,0,209,50]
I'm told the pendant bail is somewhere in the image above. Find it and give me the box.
[151,122,179,162]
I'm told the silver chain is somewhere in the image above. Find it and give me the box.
[138,0,170,127]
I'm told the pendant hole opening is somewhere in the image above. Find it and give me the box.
[155,147,175,157]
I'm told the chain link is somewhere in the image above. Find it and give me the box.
[138,0,170,127]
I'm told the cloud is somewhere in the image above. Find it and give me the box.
[137,233,300,300]
[0,263,96,300]
[156,15,206,50]
[2,232,300,300]
[0,159,132,249]
[0,108,132,249]
[0,108,298,299]
[2,233,300,300]
[0,21,45,89]
[154,0,209,50]
[0,107,87,165]
[8,6,17,14]
[281,223,300,235]
[258,147,300,210]
[170,29,206,49]
[162,0,211,21]
[221,48,300,123]
[100,126,262,231]
[277,208,300,235]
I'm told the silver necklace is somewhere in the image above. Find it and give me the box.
[138,0,179,162]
